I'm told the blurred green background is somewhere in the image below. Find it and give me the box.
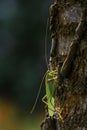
[0,0,52,130]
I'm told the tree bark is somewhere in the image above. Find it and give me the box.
[41,0,87,130]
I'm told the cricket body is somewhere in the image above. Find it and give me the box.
[41,63,64,130]
[42,69,57,116]
[42,67,64,122]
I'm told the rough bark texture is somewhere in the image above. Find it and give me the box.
[41,0,87,130]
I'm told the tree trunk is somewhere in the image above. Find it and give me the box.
[41,0,87,130]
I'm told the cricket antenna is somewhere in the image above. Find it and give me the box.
[45,18,49,69]
[30,72,47,114]
[30,18,49,114]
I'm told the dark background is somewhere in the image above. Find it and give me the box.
[0,0,53,114]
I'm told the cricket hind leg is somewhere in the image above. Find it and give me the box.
[42,95,55,114]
